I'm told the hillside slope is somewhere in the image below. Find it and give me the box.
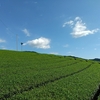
[0,50,100,100]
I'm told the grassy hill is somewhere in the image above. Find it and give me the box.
[0,50,100,100]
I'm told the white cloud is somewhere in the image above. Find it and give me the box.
[22,28,30,36]
[63,17,99,38]
[62,20,74,27]
[0,39,6,43]
[75,17,81,21]
[24,37,50,49]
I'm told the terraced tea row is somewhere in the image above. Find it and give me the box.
[0,50,99,100]
[6,63,100,100]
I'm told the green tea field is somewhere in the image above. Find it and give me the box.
[0,50,100,100]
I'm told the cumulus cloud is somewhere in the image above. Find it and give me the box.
[75,17,81,21]
[22,28,30,36]
[24,37,50,49]
[0,39,6,43]
[63,17,99,38]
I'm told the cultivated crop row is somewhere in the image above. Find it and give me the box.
[0,50,99,100]
[5,63,100,100]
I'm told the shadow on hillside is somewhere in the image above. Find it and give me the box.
[91,85,100,100]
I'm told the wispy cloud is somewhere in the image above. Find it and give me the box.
[94,48,97,50]
[63,44,69,47]
[22,28,30,36]
[76,47,84,50]
[63,20,74,27]
[0,39,6,43]
[24,37,50,49]
[82,48,84,50]
[63,17,99,38]
[67,51,75,56]
[34,2,37,4]
[96,44,100,46]
[67,51,72,54]
[50,52,58,55]
[0,46,6,49]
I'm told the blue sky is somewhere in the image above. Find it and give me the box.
[0,0,100,59]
